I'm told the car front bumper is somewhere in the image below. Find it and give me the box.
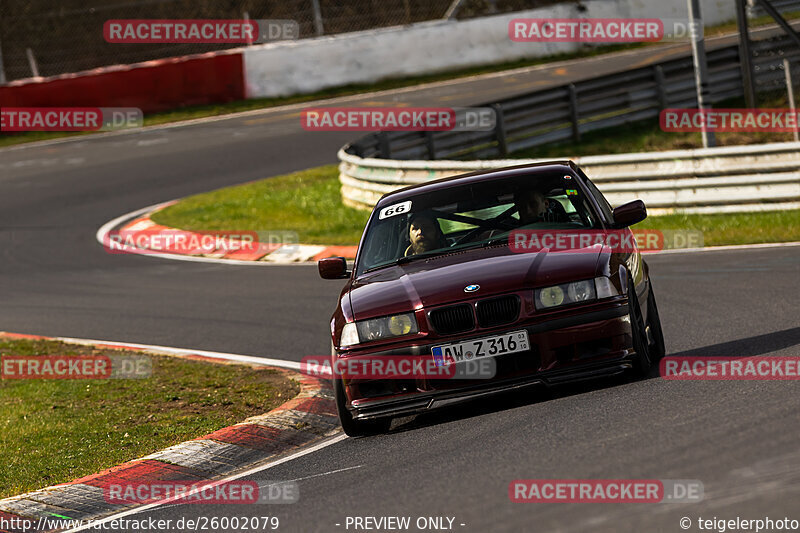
[342,302,635,421]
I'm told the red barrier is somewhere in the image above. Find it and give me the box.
[0,51,245,115]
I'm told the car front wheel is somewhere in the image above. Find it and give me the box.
[629,275,652,378]
[334,377,391,437]
[644,279,666,362]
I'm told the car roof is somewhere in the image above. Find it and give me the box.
[374,160,581,208]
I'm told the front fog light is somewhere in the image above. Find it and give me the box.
[340,322,359,347]
[594,276,619,299]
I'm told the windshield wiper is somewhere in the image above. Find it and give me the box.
[363,241,507,275]
[457,236,508,251]
[395,250,445,265]
[484,236,509,247]
[360,251,445,274]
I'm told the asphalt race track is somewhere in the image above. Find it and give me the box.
[2,37,800,533]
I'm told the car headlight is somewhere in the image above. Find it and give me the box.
[535,277,620,310]
[387,313,415,336]
[538,285,565,308]
[340,312,419,347]
[567,280,595,302]
[535,279,597,310]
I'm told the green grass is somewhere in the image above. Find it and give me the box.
[151,165,370,245]
[0,338,298,498]
[151,164,800,247]
[633,210,800,246]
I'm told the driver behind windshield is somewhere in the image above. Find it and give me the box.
[513,188,568,225]
[405,212,447,256]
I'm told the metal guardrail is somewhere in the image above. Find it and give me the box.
[339,33,800,214]
[338,142,800,214]
[346,34,800,161]
[750,0,800,18]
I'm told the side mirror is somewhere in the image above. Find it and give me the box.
[318,257,350,279]
[612,200,647,228]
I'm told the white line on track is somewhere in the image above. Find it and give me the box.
[45,335,345,532]
[283,464,364,484]
[94,200,171,242]
[52,334,303,371]
[152,464,364,514]
[94,201,314,267]
[61,434,349,533]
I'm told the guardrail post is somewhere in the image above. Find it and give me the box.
[687,0,716,148]
[492,103,508,156]
[736,0,757,108]
[0,31,6,85]
[784,58,799,142]
[444,0,466,20]
[311,0,325,36]
[425,131,436,159]
[654,66,668,110]
[568,84,581,143]
[26,47,40,77]
[378,133,392,159]
[243,12,253,46]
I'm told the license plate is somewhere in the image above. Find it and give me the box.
[432,330,530,367]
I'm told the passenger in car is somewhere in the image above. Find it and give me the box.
[514,189,568,225]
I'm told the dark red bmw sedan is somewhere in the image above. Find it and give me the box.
[319,161,665,436]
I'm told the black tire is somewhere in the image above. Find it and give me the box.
[334,377,391,437]
[645,279,666,362]
[628,275,652,378]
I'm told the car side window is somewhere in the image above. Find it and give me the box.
[581,176,614,224]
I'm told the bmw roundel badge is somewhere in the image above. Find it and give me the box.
[464,284,480,293]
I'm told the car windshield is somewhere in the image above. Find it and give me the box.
[355,170,600,275]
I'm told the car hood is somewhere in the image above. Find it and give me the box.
[349,245,602,320]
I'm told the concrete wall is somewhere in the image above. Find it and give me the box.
[243,0,736,98]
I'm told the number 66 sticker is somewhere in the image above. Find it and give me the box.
[379,200,412,220]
